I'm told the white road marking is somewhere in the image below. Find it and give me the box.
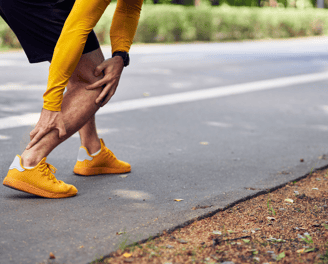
[71,128,118,138]
[0,71,328,131]
[206,121,233,128]
[0,60,31,67]
[0,113,39,130]
[0,60,21,66]
[0,83,44,91]
[97,71,328,115]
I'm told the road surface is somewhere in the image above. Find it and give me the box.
[1,37,328,264]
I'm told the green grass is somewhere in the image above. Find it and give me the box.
[89,254,104,264]
[267,194,276,216]
[2,4,328,50]
[134,5,328,44]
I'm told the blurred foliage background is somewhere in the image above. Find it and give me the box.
[0,0,328,50]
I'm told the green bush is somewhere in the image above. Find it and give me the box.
[135,5,188,42]
[0,20,21,48]
[1,4,328,49]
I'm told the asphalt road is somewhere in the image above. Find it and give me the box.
[1,37,328,264]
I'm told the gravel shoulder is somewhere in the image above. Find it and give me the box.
[85,167,328,264]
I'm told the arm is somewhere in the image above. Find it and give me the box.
[43,0,144,112]
[110,0,143,53]
[28,0,143,149]
[27,0,111,149]
[43,0,111,112]
[84,0,144,106]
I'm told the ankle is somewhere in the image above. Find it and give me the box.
[21,152,42,168]
[82,139,101,155]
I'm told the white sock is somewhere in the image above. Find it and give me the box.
[91,149,101,156]
[24,166,35,169]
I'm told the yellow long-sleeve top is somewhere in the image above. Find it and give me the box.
[43,0,143,112]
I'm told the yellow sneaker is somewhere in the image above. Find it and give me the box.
[73,139,131,176]
[3,155,78,198]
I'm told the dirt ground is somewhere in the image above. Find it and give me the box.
[87,167,328,264]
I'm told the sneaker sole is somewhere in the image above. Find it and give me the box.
[3,177,77,199]
[73,166,131,176]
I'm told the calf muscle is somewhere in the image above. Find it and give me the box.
[21,48,105,166]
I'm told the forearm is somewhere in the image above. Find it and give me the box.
[43,0,111,111]
[110,0,144,53]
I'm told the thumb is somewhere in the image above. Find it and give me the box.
[94,63,105,77]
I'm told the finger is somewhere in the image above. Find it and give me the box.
[26,130,47,150]
[85,78,107,90]
[94,63,106,77]
[95,82,115,104]
[29,127,39,141]
[95,88,109,105]
[101,86,117,107]
[100,93,112,107]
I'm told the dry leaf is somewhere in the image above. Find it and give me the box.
[96,161,328,263]
[79,245,84,249]
[49,252,55,259]
[174,199,184,202]
[285,198,293,203]
[123,252,132,258]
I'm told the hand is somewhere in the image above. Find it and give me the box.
[86,56,124,107]
[26,108,66,149]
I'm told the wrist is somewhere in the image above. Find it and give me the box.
[112,51,129,67]
[112,56,124,67]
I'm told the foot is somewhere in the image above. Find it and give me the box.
[73,139,131,176]
[3,155,78,198]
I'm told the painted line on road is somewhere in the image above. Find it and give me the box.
[0,71,328,131]
[0,83,44,91]
[97,71,328,114]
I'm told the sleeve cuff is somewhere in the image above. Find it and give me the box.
[42,104,62,112]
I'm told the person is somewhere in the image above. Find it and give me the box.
[1,0,144,198]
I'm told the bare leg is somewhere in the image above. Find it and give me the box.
[77,116,101,154]
[66,80,101,154]
[21,48,105,167]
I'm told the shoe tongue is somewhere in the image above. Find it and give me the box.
[100,138,105,148]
